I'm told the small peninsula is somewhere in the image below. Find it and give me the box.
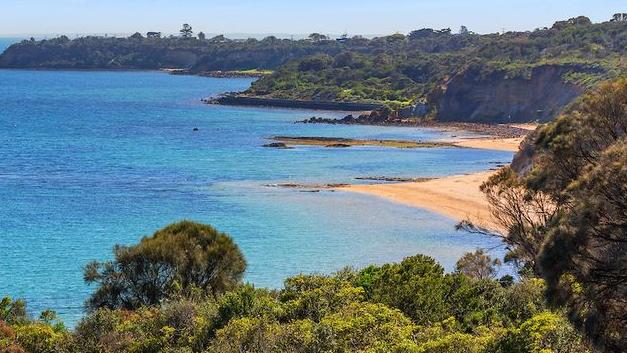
[2,16,625,123]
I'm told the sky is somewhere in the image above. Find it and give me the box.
[0,0,625,37]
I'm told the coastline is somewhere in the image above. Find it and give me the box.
[334,131,533,232]
[205,95,385,112]
[336,171,502,232]
[450,136,524,152]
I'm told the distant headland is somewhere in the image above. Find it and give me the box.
[1,15,625,123]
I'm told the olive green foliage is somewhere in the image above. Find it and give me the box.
[1,251,590,353]
[456,250,502,280]
[355,254,452,325]
[0,34,347,71]
[487,312,587,353]
[249,18,626,106]
[1,17,624,109]
[70,253,589,352]
[478,78,627,352]
[0,297,70,353]
[84,221,246,311]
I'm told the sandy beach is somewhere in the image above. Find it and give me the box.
[445,123,537,152]
[336,129,536,231]
[337,171,501,231]
[451,136,524,152]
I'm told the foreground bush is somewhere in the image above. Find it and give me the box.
[69,254,589,353]
[1,222,594,352]
[83,221,246,311]
[471,78,627,352]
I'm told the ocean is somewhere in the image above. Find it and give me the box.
[0,38,20,52]
[0,67,513,325]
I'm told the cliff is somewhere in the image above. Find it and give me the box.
[2,18,625,124]
[435,65,591,123]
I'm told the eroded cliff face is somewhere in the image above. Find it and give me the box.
[436,65,590,123]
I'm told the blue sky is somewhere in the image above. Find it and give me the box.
[0,0,625,36]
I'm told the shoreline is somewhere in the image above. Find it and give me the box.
[336,171,502,232]
[332,128,536,231]
[449,136,524,152]
[267,134,527,152]
[267,136,456,149]
[205,95,385,112]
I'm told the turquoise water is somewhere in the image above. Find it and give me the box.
[0,69,512,325]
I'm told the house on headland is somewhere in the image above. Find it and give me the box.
[147,32,162,38]
[336,34,348,43]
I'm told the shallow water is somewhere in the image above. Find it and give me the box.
[0,69,513,325]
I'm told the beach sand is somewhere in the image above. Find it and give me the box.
[337,171,501,232]
[447,123,538,152]
[335,132,536,231]
[451,136,524,152]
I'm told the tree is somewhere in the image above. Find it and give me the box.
[611,13,627,22]
[539,141,627,352]
[308,33,329,42]
[261,35,279,43]
[459,26,470,35]
[180,23,194,38]
[279,274,364,322]
[408,28,436,40]
[474,79,627,352]
[551,16,592,30]
[209,34,228,43]
[356,255,452,325]
[455,250,501,280]
[129,32,143,39]
[458,167,557,275]
[84,221,246,310]
[297,54,333,71]
[489,312,588,353]
[386,33,406,44]
[0,297,28,324]
[197,31,206,41]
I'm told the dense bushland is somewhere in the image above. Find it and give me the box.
[0,248,589,353]
[247,17,626,108]
[1,17,625,110]
[463,78,627,352]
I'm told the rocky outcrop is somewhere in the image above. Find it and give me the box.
[436,65,594,123]
[262,142,292,149]
[206,95,384,111]
[300,111,390,125]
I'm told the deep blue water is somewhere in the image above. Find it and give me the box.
[0,69,512,325]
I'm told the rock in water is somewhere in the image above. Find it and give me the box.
[262,142,292,149]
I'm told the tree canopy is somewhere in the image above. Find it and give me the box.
[83,221,246,311]
[180,23,194,38]
[1,250,592,353]
[475,78,627,352]
[1,17,624,115]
